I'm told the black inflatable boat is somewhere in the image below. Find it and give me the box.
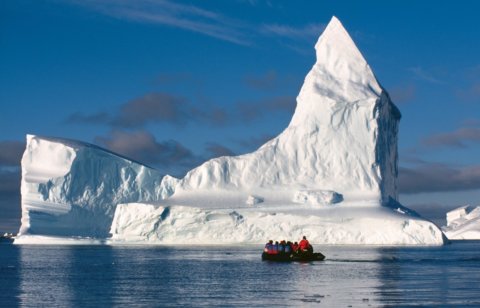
[262,252,325,262]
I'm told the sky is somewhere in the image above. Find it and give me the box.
[1,0,480,232]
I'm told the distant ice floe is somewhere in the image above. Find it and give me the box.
[442,205,480,240]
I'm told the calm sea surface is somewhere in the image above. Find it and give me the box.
[1,241,479,307]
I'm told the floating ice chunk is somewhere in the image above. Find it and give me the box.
[446,205,471,226]
[442,205,480,240]
[292,190,343,206]
[246,195,264,206]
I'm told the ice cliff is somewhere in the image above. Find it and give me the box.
[18,135,175,238]
[442,205,480,240]
[15,17,445,245]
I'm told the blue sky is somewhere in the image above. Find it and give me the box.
[1,0,480,231]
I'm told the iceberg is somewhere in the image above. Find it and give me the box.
[442,205,480,240]
[15,16,445,245]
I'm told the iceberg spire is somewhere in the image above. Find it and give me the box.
[315,16,377,83]
[291,16,382,127]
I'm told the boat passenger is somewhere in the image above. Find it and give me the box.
[299,236,310,252]
[292,242,299,252]
[285,241,292,254]
[273,241,279,254]
[264,240,274,254]
[278,240,286,254]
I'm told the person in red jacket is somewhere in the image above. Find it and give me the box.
[292,241,299,252]
[298,236,312,253]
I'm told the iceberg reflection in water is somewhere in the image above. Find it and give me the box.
[0,242,479,306]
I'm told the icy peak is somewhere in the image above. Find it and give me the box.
[315,16,378,86]
[291,16,383,127]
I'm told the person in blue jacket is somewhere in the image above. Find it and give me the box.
[278,240,285,254]
[284,241,292,255]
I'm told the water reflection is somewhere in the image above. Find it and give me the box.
[0,244,20,306]
[375,244,480,306]
[10,242,480,307]
[69,246,116,306]
[19,246,75,306]
[310,246,384,306]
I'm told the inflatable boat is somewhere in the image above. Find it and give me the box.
[261,251,325,262]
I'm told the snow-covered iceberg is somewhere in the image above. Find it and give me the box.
[15,16,445,245]
[442,205,480,240]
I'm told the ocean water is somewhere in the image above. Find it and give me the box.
[1,241,479,307]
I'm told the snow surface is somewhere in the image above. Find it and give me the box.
[13,235,106,245]
[109,202,443,245]
[442,205,480,240]
[15,16,445,245]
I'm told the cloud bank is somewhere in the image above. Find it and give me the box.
[422,127,480,148]
[399,163,480,194]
